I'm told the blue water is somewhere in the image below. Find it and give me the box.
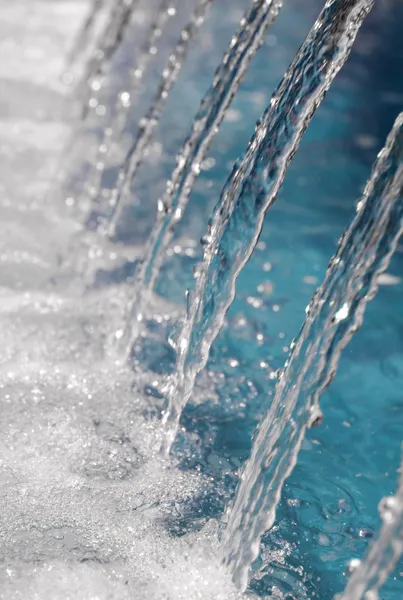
[92,0,403,597]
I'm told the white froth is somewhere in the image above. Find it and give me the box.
[0,3,250,598]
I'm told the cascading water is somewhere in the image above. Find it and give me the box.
[3,0,403,598]
[160,0,375,455]
[104,0,213,236]
[113,0,285,357]
[55,0,141,187]
[220,111,403,591]
[83,0,178,210]
[65,0,107,71]
[79,0,140,114]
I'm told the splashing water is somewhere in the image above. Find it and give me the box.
[111,0,285,358]
[220,112,403,591]
[161,0,375,455]
[104,0,213,238]
[336,449,403,600]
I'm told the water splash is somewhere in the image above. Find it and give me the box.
[112,0,284,358]
[336,448,403,600]
[161,0,374,455]
[85,0,178,210]
[103,0,213,238]
[220,112,403,591]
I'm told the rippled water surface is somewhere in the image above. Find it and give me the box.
[1,1,403,598]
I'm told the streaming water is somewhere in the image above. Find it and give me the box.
[85,0,177,209]
[80,0,139,116]
[161,0,375,455]
[220,112,403,591]
[336,450,403,600]
[112,0,284,358]
[104,0,213,238]
[65,0,107,70]
[5,0,403,598]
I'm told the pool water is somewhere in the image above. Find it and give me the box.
[1,0,403,598]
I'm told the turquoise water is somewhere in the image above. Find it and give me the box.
[93,0,403,597]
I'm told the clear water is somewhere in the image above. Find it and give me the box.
[1,1,403,599]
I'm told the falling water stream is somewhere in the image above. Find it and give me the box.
[84,0,178,209]
[65,0,107,70]
[79,0,140,114]
[3,0,403,598]
[221,111,403,591]
[113,0,284,357]
[104,0,213,236]
[161,0,375,454]
[337,449,403,600]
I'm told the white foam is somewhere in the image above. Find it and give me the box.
[0,520,247,599]
[0,2,265,598]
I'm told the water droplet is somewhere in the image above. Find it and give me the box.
[334,303,349,322]
[309,407,323,428]
[379,496,398,523]
[120,91,130,107]
[347,558,361,574]
[201,234,212,246]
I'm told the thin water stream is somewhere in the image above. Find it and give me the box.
[80,0,140,117]
[84,0,178,210]
[65,0,107,70]
[336,449,403,599]
[104,0,213,238]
